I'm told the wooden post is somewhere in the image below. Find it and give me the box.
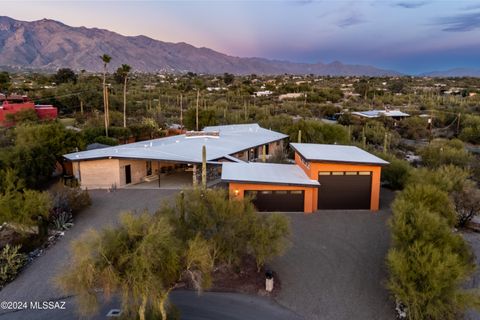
[202,145,207,189]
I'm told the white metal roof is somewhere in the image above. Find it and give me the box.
[64,124,287,163]
[351,110,409,118]
[221,162,320,186]
[290,143,389,165]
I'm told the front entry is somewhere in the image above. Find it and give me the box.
[245,190,304,212]
[125,165,132,184]
[318,172,371,210]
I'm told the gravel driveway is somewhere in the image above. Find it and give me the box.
[271,189,396,320]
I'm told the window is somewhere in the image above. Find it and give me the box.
[358,172,371,175]
[261,191,272,194]
[319,172,331,176]
[331,172,345,175]
[345,171,358,175]
[275,190,287,194]
[290,190,303,194]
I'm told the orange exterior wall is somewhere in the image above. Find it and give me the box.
[229,182,317,213]
[294,152,382,211]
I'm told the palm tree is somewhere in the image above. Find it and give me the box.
[117,64,131,128]
[100,54,112,136]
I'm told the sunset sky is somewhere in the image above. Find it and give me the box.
[1,0,480,74]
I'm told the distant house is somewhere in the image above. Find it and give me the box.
[279,93,304,101]
[0,95,57,126]
[253,90,273,97]
[351,109,409,120]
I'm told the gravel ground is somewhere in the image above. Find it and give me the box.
[270,189,396,320]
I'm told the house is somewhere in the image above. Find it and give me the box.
[351,109,409,120]
[222,143,388,213]
[0,95,57,126]
[63,124,287,189]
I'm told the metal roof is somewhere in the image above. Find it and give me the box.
[221,162,320,187]
[290,143,389,166]
[351,110,409,118]
[64,124,287,163]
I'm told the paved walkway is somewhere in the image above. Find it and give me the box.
[271,190,396,320]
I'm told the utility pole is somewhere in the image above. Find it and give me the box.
[180,94,183,129]
[196,89,200,131]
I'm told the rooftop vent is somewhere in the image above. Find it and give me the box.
[185,131,220,139]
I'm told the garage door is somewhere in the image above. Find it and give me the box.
[245,190,304,212]
[318,172,371,210]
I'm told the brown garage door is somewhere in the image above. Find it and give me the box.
[318,172,371,210]
[245,190,304,212]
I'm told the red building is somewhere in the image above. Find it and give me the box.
[0,94,57,126]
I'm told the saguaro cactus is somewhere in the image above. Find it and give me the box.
[202,145,207,189]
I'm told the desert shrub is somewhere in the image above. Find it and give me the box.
[420,139,473,169]
[377,154,412,190]
[0,244,27,287]
[452,183,480,228]
[387,168,479,319]
[94,135,118,146]
[407,165,469,194]
[164,188,290,268]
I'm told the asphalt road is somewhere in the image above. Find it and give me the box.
[0,291,302,320]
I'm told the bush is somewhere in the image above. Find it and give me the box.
[387,169,479,319]
[0,244,27,287]
[164,188,290,268]
[378,154,412,190]
[51,186,91,216]
[407,165,469,194]
[452,184,480,228]
[94,136,118,146]
[420,139,473,169]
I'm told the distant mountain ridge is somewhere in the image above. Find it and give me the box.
[0,16,401,76]
[420,68,480,77]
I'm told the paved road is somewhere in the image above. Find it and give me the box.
[271,189,396,320]
[0,291,301,320]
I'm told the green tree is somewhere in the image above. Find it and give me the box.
[56,212,213,320]
[53,68,77,85]
[0,71,11,92]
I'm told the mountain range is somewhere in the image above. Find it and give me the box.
[0,16,478,77]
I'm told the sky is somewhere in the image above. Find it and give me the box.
[1,0,480,74]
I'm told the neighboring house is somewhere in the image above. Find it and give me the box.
[278,93,304,101]
[63,124,287,189]
[0,94,57,126]
[222,143,388,213]
[351,109,409,119]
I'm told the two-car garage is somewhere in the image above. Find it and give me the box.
[222,143,389,213]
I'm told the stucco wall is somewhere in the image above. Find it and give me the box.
[294,152,382,211]
[119,159,147,186]
[75,159,120,189]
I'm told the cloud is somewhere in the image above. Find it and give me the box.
[395,1,429,9]
[337,14,366,28]
[435,12,480,32]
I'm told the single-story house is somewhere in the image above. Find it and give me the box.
[63,124,287,189]
[351,109,409,119]
[221,143,388,213]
